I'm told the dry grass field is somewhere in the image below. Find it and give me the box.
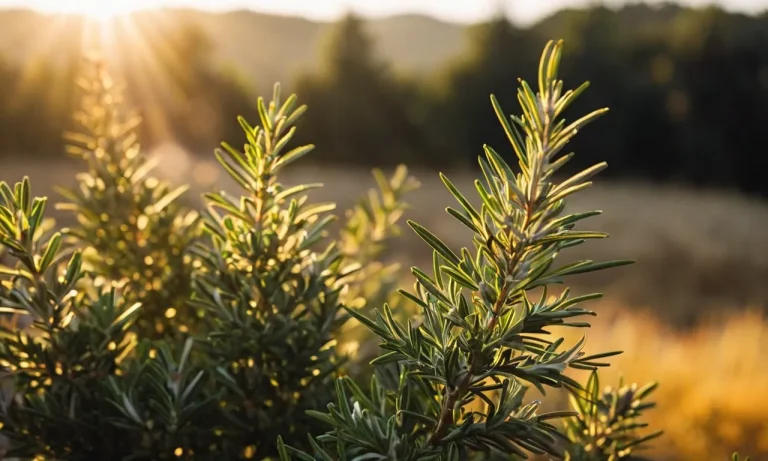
[2,154,768,459]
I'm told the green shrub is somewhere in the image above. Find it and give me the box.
[0,178,146,458]
[56,57,200,342]
[186,83,363,457]
[563,371,661,460]
[274,39,662,461]
[0,38,747,461]
[0,65,416,459]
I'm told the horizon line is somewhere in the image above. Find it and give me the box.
[0,1,765,27]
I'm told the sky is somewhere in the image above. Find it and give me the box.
[1,0,766,25]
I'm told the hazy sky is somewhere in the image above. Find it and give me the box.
[2,0,766,25]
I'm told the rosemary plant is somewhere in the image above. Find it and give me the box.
[0,35,745,461]
[277,39,633,461]
[564,371,662,461]
[0,177,140,458]
[189,84,360,457]
[56,57,200,341]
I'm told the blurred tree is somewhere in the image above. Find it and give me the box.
[668,7,768,193]
[544,6,631,174]
[426,4,768,194]
[425,14,539,167]
[292,13,434,166]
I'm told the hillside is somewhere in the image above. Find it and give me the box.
[0,8,468,90]
[0,3,758,91]
[185,10,468,82]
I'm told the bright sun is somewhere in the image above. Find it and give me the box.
[51,0,141,21]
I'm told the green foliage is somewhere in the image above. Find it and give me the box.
[56,57,200,341]
[0,63,422,460]
[0,178,219,460]
[103,337,218,460]
[563,372,662,461]
[0,177,140,458]
[277,39,632,461]
[0,35,691,461]
[189,83,396,458]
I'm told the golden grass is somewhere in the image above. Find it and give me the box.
[3,158,768,459]
[558,302,768,460]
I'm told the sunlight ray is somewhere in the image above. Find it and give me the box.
[108,10,181,145]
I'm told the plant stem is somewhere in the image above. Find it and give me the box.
[428,177,540,446]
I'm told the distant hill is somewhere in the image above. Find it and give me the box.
[181,10,468,83]
[0,8,469,91]
[0,3,761,92]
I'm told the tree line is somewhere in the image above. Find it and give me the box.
[294,3,768,197]
[1,3,767,197]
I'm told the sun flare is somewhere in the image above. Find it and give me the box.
[13,1,207,149]
[51,0,140,21]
